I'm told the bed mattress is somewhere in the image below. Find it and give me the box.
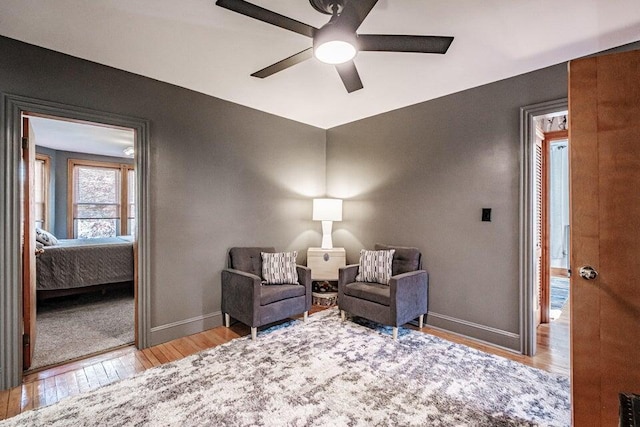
[36,236,134,291]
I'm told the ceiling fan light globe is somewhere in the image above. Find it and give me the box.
[314,40,356,64]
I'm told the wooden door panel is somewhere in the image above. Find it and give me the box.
[570,50,640,426]
[569,57,600,426]
[596,50,640,425]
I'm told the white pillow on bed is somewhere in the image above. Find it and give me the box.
[35,228,58,246]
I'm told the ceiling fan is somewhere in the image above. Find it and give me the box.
[215,0,454,93]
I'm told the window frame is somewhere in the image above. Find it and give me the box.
[67,158,135,238]
[34,153,51,231]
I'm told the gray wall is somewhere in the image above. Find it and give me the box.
[6,32,639,354]
[0,35,326,344]
[326,65,569,350]
[34,147,134,238]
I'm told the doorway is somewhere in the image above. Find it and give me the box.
[519,98,569,358]
[546,130,569,322]
[23,113,138,371]
[535,115,570,325]
[529,112,570,372]
[0,94,150,390]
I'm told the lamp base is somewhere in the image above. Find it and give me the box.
[320,220,333,249]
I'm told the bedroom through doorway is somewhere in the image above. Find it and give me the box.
[23,113,137,372]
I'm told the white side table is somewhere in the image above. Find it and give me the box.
[307,247,346,281]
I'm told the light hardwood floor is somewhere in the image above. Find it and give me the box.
[0,304,569,421]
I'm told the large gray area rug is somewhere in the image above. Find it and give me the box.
[31,288,134,370]
[5,308,570,426]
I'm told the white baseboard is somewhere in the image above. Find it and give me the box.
[426,312,520,351]
[150,311,223,346]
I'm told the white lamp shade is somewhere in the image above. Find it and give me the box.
[312,198,343,221]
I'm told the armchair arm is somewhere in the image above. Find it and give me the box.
[221,268,262,327]
[338,264,360,300]
[296,265,312,310]
[389,270,429,326]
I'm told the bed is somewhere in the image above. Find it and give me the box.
[36,236,134,299]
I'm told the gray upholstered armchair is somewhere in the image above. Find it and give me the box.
[338,244,428,340]
[221,247,312,340]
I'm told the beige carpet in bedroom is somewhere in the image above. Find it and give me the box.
[30,288,134,371]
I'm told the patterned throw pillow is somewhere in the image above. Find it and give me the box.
[355,249,396,285]
[35,227,58,246]
[261,251,299,285]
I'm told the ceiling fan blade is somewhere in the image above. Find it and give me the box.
[251,48,314,78]
[216,0,316,38]
[358,35,454,54]
[335,61,364,93]
[338,0,379,31]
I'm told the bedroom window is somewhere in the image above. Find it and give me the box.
[34,154,50,230]
[68,159,135,239]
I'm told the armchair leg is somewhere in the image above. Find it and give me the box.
[224,313,230,328]
[340,310,346,321]
[303,311,308,322]
[392,327,398,340]
[419,314,424,329]
[251,327,257,340]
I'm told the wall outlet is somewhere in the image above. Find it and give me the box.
[482,208,492,222]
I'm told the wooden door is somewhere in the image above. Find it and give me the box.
[21,117,37,370]
[569,49,640,426]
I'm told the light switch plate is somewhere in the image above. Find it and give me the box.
[482,208,492,222]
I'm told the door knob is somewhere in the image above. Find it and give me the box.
[579,266,598,280]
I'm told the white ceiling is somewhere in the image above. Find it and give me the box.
[28,116,135,158]
[2,0,639,129]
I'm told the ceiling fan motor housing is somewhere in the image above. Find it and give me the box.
[315,20,358,46]
[309,0,345,15]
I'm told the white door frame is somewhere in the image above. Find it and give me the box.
[519,98,568,356]
[0,93,151,390]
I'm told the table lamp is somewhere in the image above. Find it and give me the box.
[312,198,342,249]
